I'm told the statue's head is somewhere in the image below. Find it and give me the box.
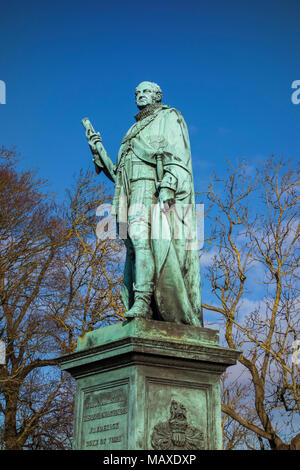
[135,81,162,109]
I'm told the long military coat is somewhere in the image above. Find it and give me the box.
[104,104,202,326]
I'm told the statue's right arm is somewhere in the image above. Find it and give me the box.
[82,118,116,183]
[90,139,116,183]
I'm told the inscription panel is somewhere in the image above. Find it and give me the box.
[80,383,129,450]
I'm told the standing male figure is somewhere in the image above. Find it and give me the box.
[84,81,202,327]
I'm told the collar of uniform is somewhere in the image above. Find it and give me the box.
[134,103,162,122]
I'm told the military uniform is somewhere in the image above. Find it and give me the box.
[94,103,203,326]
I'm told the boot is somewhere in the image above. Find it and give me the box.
[125,282,154,320]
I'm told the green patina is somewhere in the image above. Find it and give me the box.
[82,81,202,326]
[57,84,240,451]
[59,319,240,450]
[76,318,219,352]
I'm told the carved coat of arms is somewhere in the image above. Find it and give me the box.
[151,400,205,450]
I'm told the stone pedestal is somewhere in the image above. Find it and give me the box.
[59,318,240,450]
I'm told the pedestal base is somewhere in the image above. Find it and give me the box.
[59,318,240,450]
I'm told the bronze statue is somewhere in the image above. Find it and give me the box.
[82,81,202,326]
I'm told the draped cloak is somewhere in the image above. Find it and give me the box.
[107,105,202,327]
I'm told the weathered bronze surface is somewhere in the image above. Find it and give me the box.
[59,85,241,451]
[59,318,240,450]
[151,400,205,450]
[82,82,202,326]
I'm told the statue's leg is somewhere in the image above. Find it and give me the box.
[122,238,135,310]
[124,223,155,319]
[125,180,155,319]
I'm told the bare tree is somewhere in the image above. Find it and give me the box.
[200,156,299,450]
[0,148,124,449]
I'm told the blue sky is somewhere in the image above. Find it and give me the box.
[1,1,299,443]
[0,0,299,201]
[0,0,299,309]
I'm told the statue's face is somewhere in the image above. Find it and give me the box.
[135,82,159,109]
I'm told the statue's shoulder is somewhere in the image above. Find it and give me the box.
[160,105,177,113]
[159,106,187,126]
[160,105,184,119]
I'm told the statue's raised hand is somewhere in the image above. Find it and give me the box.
[81,117,116,183]
[87,132,102,154]
[82,118,102,154]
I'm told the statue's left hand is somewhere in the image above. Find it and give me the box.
[159,187,175,211]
